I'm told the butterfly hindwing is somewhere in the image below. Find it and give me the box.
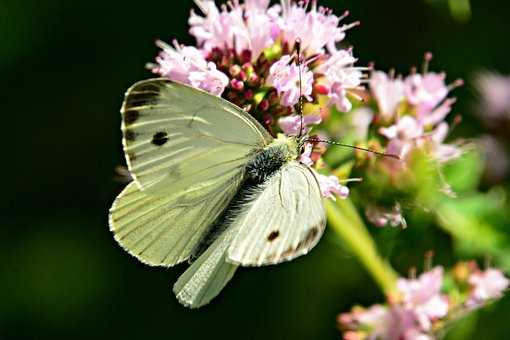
[109,174,242,266]
[227,161,326,266]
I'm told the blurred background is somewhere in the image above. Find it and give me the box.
[5,0,510,339]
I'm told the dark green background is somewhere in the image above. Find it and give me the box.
[6,0,510,339]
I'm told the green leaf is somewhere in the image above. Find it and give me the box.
[435,195,510,271]
[443,149,483,193]
[443,310,478,340]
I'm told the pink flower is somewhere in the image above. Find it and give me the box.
[328,82,353,112]
[397,267,449,330]
[299,142,314,166]
[189,0,277,61]
[475,71,510,119]
[405,73,448,116]
[340,304,432,340]
[355,304,389,327]
[427,122,462,163]
[349,108,374,140]
[419,98,455,126]
[244,10,280,60]
[339,304,390,338]
[339,263,507,339]
[278,113,321,136]
[379,116,423,159]
[379,115,461,163]
[468,268,509,303]
[316,173,349,200]
[365,203,406,228]
[379,116,423,141]
[244,0,270,11]
[325,48,358,77]
[387,138,412,159]
[478,136,509,183]
[397,267,444,307]
[317,49,364,112]
[188,0,226,50]
[370,67,461,166]
[278,0,355,55]
[370,71,405,121]
[267,55,314,107]
[149,40,229,96]
[385,306,432,340]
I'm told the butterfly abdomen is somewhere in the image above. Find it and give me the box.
[189,182,259,262]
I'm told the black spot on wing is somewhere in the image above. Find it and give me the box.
[267,230,280,241]
[124,110,140,125]
[132,82,162,93]
[124,92,157,109]
[124,129,136,141]
[299,227,319,249]
[280,226,321,258]
[152,131,169,146]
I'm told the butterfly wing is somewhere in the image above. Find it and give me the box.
[227,161,326,266]
[120,78,271,194]
[109,178,241,266]
[109,79,272,266]
[173,225,239,308]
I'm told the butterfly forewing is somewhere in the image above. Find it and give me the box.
[120,78,271,194]
[227,161,326,266]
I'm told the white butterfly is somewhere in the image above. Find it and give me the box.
[109,78,326,308]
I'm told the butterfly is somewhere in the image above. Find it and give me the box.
[109,78,325,308]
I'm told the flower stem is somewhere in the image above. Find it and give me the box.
[325,199,399,295]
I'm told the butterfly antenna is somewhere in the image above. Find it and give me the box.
[306,138,401,160]
[296,39,305,138]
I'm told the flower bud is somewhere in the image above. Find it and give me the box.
[244,89,254,100]
[240,50,252,64]
[248,72,259,86]
[314,83,329,95]
[259,99,270,111]
[239,70,248,82]
[230,79,244,91]
[229,64,241,77]
[263,113,273,127]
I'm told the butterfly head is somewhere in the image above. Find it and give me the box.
[268,134,300,162]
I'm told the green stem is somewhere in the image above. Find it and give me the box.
[325,199,399,295]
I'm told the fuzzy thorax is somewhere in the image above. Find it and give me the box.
[245,134,299,184]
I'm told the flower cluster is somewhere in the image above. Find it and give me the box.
[136,0,509,333]
[150,0,364,115]
[338,263,509,340]
[148,0,363,200]
[343,55,465,228]
[370,62,463,164]
[474,71,510,124]
[473,71,510,184]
